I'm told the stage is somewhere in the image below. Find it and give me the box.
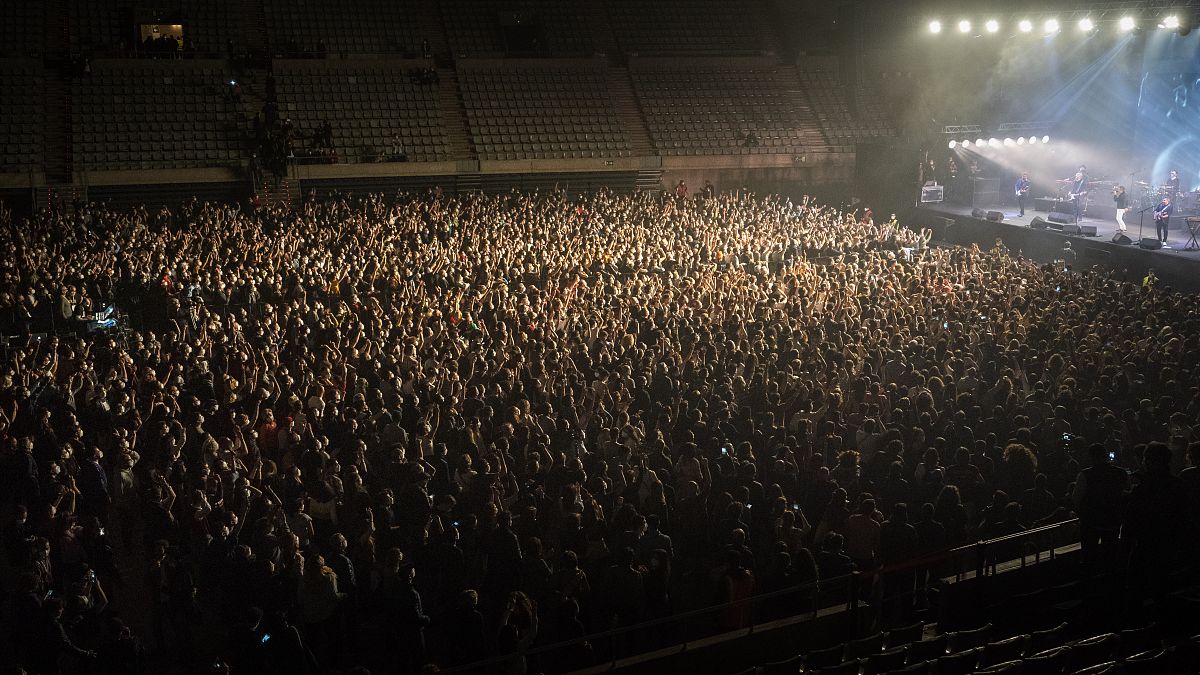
[913,202,1200,292]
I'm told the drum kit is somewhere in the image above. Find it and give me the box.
[1131,180,1200,211]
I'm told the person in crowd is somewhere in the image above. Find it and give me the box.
[0,187,1195,674]
[1073,443,1128,573]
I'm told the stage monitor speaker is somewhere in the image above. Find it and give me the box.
[971,208,987,219]
[1079,224,1097,236]
[1047,212,1072,225]
[1112,232,1132,244]
[986,210,1004,222]
[1139,238,1162,250]
[1063,224,1082,235]
[1030,217,1049,230]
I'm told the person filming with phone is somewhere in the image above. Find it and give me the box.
[1072,443,1129,574]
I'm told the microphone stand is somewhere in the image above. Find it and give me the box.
[1135,203,1156,245]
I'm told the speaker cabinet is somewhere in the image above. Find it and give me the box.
[986,210,1004,222]
[1047,213,1072,224]
[971,208,987,219]
[1112,232,1132,244]
[1030,217,1049,230]
[1139,238,1162,250]
[1063,224,1081,235]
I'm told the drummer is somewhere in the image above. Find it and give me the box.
[1165,169,1181,202]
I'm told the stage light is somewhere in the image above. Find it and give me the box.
[988,138,1000,148]
[929,20,942,34]
[1042,135,1050,144]
[948,140,957,149]
[976,138,986,147]
[1017,137,1026,145]
[1078,18,1094,32]
[985,19,999,33]
[1162,15,1180,29]
[1003,138,1016,147]
[1044,18,1060,34]
[1119,16,1136,31]
[958,19,971,33]
[1028,136,1039,144]
[961,139,971,148]
[1018,19,1033,33]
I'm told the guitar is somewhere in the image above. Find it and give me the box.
[1154,208,1171,221]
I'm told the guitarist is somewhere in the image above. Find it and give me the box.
[1069,171,1089,223]
[1014,172,1031,217]
[1154,196,1173,244]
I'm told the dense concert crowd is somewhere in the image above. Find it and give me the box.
[0,188,1197,674]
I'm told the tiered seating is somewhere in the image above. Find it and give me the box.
[0,62,44,173]
[630,60,811,156]
[459,62,630,160]
[175,0,244,55]
[68,0,125,53]
[441,0,594,55]
[759,621,1184,675]
[69,0,241,55]
[264,0,425,55]
[71,62,245,171]
[796,57,895,145]
[274,61,449,163]
[0,4,45,57]
[604,0,764,54]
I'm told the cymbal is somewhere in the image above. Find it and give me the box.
[1135,181,1151,187]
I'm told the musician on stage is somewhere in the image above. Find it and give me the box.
[1165,169,1181,201]
[1069,171,1089,223]
[1014,172,1031,217]
[1112,185,1128,233]
[1154,195,1173,244]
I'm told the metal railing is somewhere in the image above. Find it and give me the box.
[438,518,1082,674]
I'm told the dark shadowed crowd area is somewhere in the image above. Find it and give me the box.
[0,189,1197,674]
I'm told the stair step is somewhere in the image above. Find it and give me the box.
[438,69,474,161]
[606,67,654,156]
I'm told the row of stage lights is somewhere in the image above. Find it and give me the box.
[928,15,1183,35]
[949,136,1051,149]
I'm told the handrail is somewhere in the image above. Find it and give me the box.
[948,517,1078,554]
[438,517,1084,674]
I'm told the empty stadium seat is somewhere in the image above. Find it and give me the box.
[442,0,595,56]
[1028,622,1069,656]
[605,0,765,54]
[0,61,44,172]
[1067,634,1119,672]
[905,635,949,664]
[71,60,246,171]
[934,647,979,675]
[975,660,1023,674]
[459,61,630,161]
[979,634,1028,668]
[264,0,426,55]
[862,646,907,675]
[1023,646,1072,675]
[630,58,814,157]
[274,60,450,163]
[803,643,848,671]
[885,623,925,649]
[794,56,895,145]
[845,632,885,660]
[1122,648,1167,675]
[949,623,993,653]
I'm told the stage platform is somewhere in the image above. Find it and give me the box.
[913,202,1200,291]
